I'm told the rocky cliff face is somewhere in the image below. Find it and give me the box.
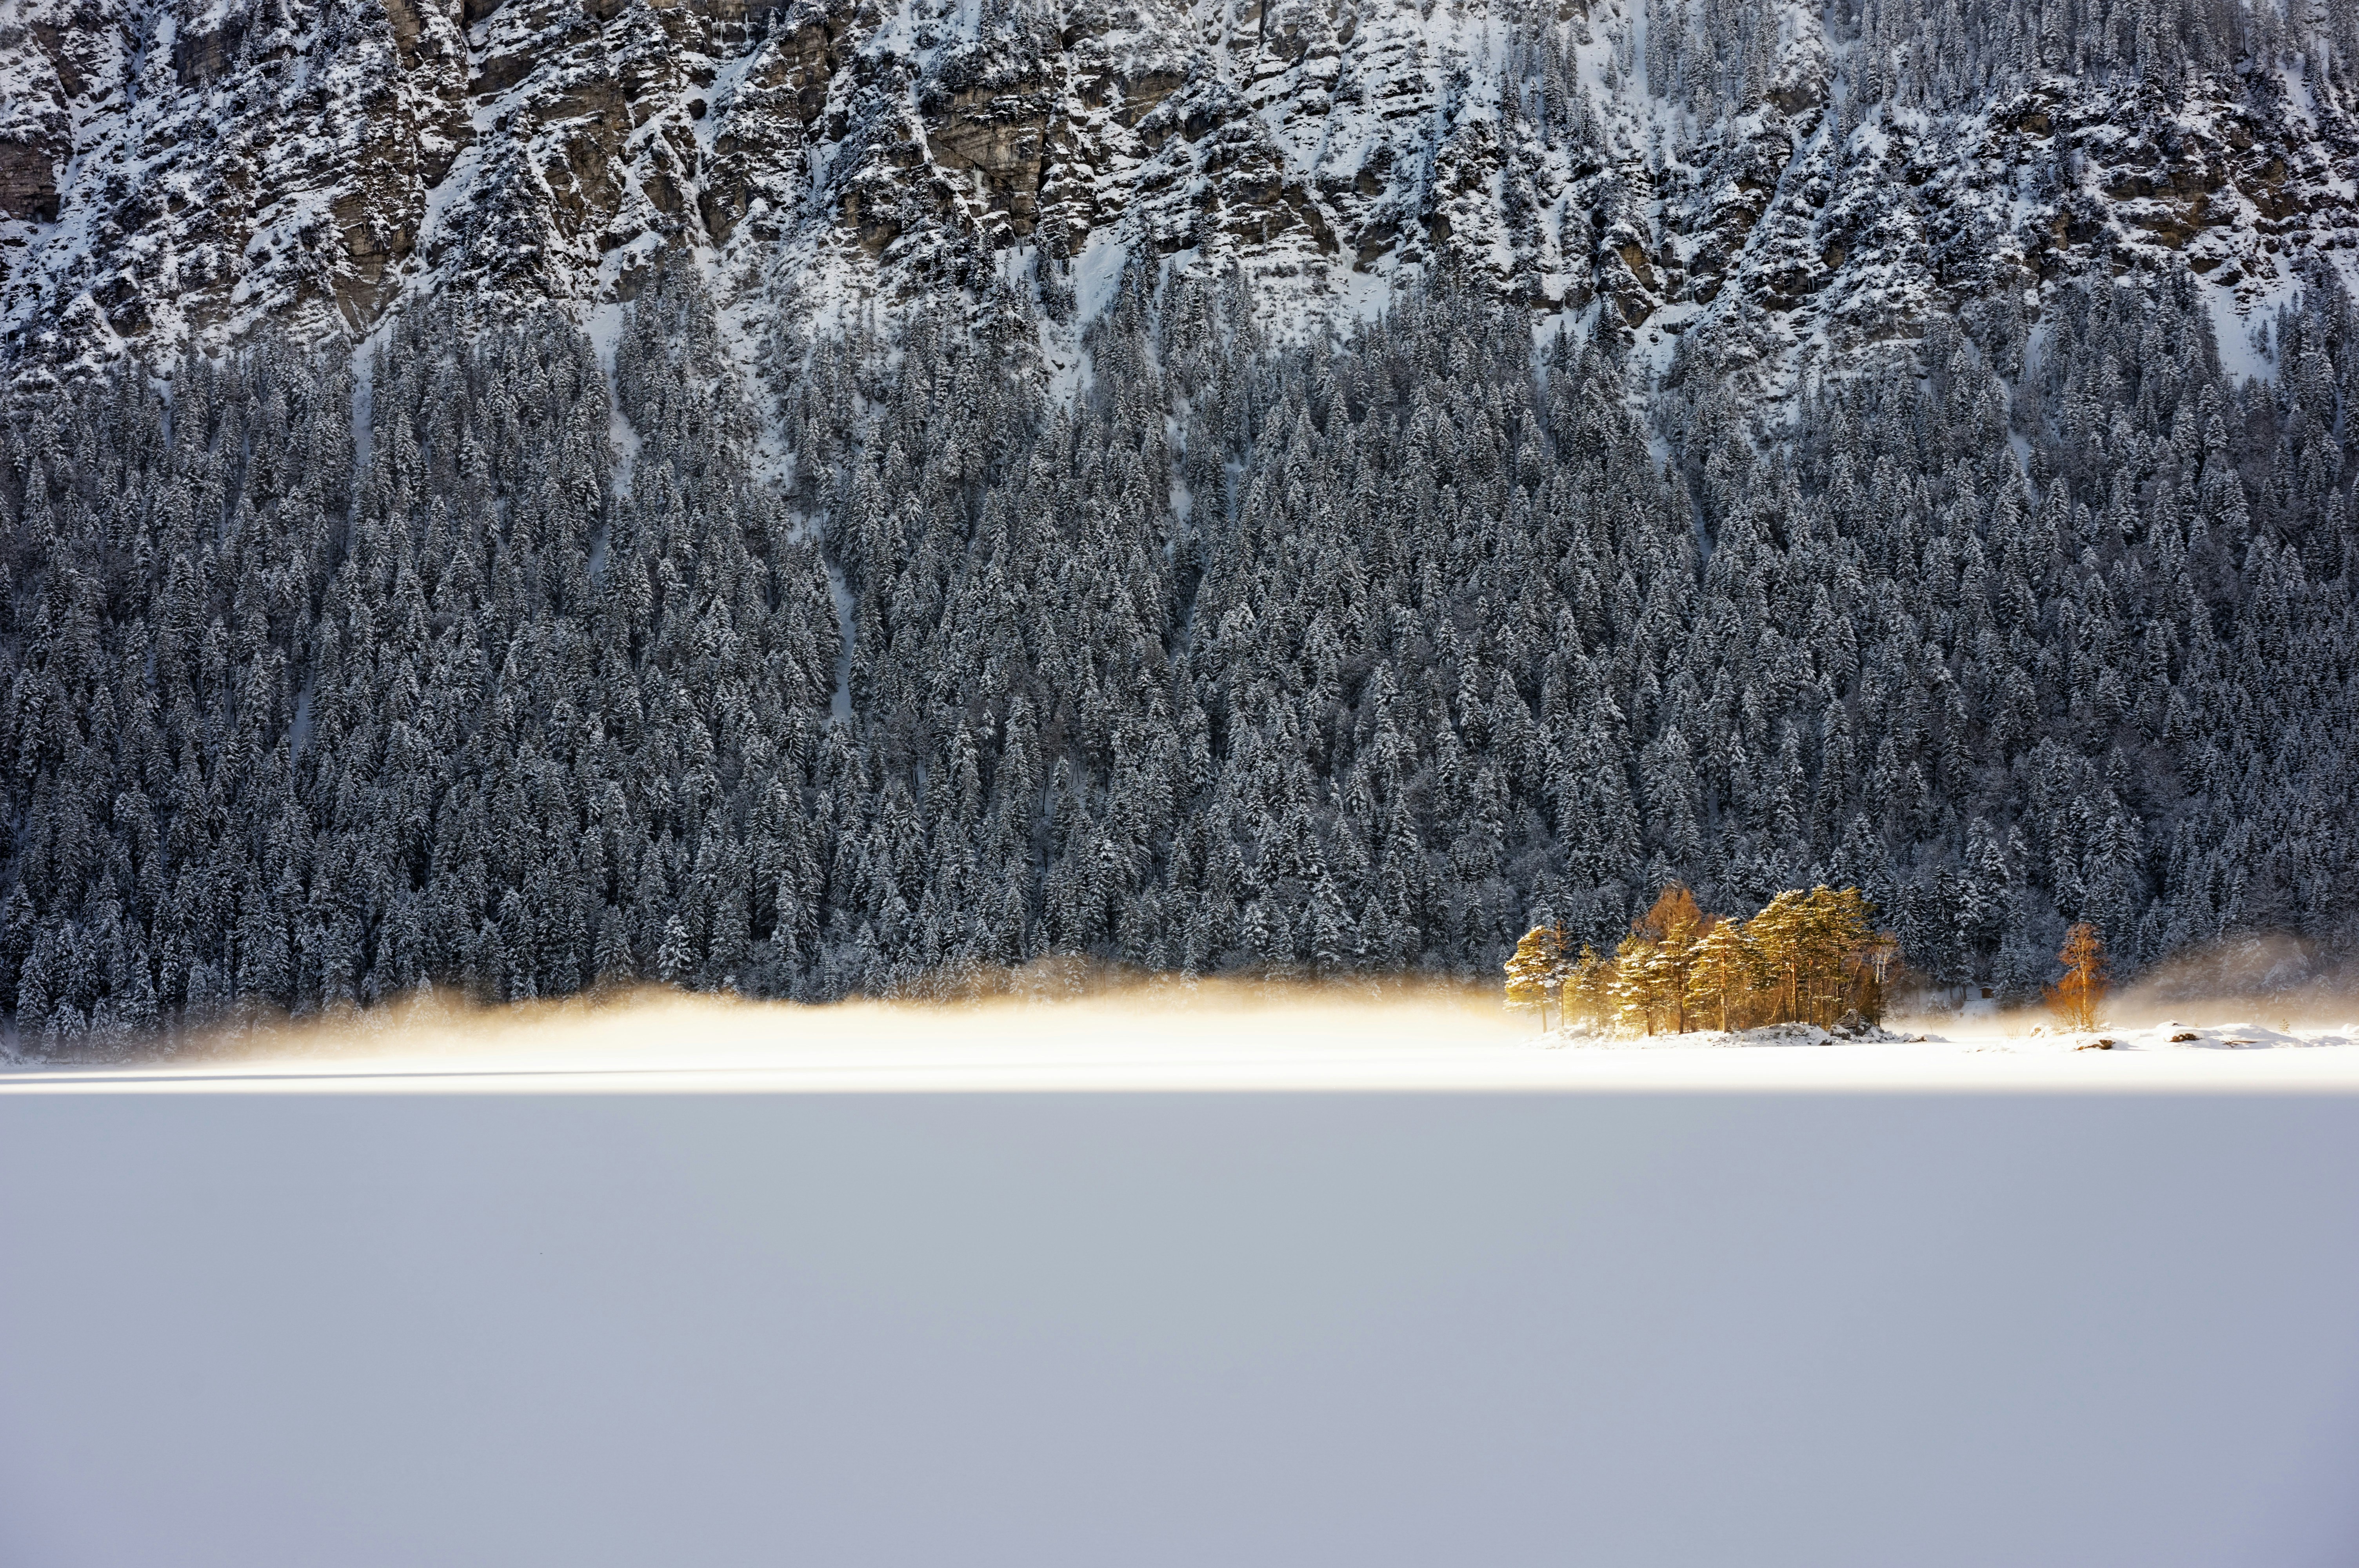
[4,0,2356,371]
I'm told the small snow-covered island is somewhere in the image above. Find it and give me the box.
[1507,882,2355,1054]
[1507,883,1901,1038]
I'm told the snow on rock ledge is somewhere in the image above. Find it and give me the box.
[2,0,2355,372]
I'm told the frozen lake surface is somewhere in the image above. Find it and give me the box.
[4,1002,2357,1567]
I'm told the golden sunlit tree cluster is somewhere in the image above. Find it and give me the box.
[1507,886,1899,1036]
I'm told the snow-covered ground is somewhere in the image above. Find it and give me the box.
[11,989,2359,1092]
[1549,1013,2359,1058]
[4,996,2357,1567]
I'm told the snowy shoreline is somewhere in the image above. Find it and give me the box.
[1544,1017,2359,1054]
[6,995,2357,1096]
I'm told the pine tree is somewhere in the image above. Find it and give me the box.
[1686,917,1756,1033]
[1504,922,1567,1031]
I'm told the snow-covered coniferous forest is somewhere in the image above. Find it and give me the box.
[1,0,2355,1046]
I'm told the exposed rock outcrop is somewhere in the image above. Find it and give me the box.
[1,0,2354,369]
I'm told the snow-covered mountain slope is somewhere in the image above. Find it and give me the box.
[4,0,2356,370]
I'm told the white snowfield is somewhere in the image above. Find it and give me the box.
[4,996,2357,1568]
